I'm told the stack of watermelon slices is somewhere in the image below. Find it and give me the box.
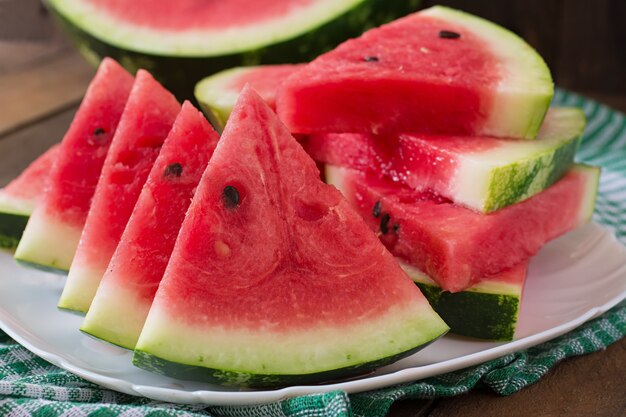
[196,6,600,341]
[7,57,449,387]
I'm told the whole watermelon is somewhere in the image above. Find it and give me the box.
[46,0,421,99]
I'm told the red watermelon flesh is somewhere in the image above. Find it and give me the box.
[133,86,448,387]
[59,70,181,314]
[87,0,318,31]
[277,6,553,139]
[81,101,220,349]
[326,164,599,293]
[14,58,134,272]
[2,144,59,205]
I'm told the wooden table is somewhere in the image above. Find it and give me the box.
[0,39,624,417]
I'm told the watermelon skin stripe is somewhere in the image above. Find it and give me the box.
[133,337,441,389]
[0,212,29,250]
[483,131,581,212]
[46,0,421,99]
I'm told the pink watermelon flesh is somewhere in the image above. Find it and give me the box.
[134,86,447,386]
[14,58,134,271]
[81,101,220,348]
[88,0,316,30]
[59,70,181,313]
[2,144,60,202]
[226,64,306,111]
[278,11,498,136]
[329,165,597,292]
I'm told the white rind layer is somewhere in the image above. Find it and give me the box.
[422,6,553,139]
[0,192,34,216]
[136,302,448,375]
[400,261,520,296]
[82,280,150,349]
[574,164,601,225]
[48,0,364,56]
[58,262,107,313]
[14,208,82,271]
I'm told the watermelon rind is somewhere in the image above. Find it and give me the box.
[13,212,81,274]
[402,262,523,341]
[0,194,32,250]
[46,0,421,98]
[133,304,447,388]
[421,6,553,140]
[457,107,585,212]
[194,67,250,130]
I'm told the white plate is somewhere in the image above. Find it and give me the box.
[0,222,625,406]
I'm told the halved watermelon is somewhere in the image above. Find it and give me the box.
[14,58,134,272]
[0,145,59,249]
[327,164,599,293]
[133,86,448,388]
[402,261,528,341]
[305,108,584,213]
[58,70,181,314]
[278,6,553,139]
[81,102,220,349]
[195,64,304,130]
[47,0,421,98]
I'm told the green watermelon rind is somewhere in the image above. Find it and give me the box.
[0,213,29,250]
[403,265,522,341]
[46,0,421,98]
[132,334,443,388]
[479,108,585,212]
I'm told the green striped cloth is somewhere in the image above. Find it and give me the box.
[1,89,625,417]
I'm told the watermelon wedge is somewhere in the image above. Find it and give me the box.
[195,64,304,130]
[58,70,181,314]
[0,145,59,249]
[81,102,220,349]
[402,261,528,341]
[133,86,448,388]
[327,164,599,292]
[14,58,134,273]
[305,108,584,213]
[47,0,420,98]
[278,6,553,139]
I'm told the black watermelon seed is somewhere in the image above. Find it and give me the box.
[439,30,461,39]
[93,127,106,136]
[380,213,391,234]
[364,56,379,62]
[372,201,382,218]
[163,162,183,178]
[222,185,240,209]
[393,223,400,234]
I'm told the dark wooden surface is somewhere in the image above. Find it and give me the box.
[0,2,624,416]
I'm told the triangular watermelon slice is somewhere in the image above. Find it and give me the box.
[0,144,59,249]
[81,102,220,349]
[15,59,134,272]
[133,86,448,387]
[59,70,181,314]
[278,6,553,139]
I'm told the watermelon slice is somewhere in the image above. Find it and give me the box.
[14,58,134,273]
[46,0,420,98]
[58,70,181,314]
[0,145,59,249]
[402,261,528,341]
[133,86,448,388]
[278,6,553,139]
[305,108,584,213]
[195,64,304,130]
[81,102,220,349]
[326,164,599,293]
